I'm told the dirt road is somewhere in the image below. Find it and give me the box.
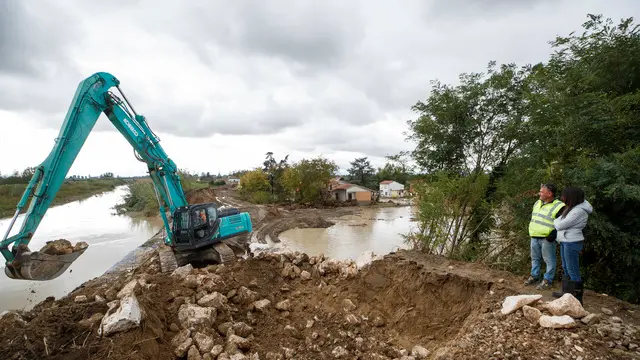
[0,187,638,359]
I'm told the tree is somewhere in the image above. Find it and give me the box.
[263,152,289,201]
[376,151,415,185]
[238,169,272,203]
[347,157,375,189]
[281,156,339,203]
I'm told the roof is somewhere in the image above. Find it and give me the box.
[331,183,375,192]
[380,180,394,184]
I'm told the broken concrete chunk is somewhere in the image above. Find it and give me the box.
[539,314,577,329]
[98,294,142,336]
[342,299,357,312]
[187,345,203,360]
[300,270,311,281]
[228,334,251,350]
[543,293,589,318]
[178,303,216,330]
[234,286,259,305]
[74,295,88,303]
[211,344,224,357]
[197,292,228,309]
[581,313,601,325]
[40,239,73,255]
[171,263,194,278]
[501,294,543,315]
[276,299,291,311]
[332,345,349,358]
[116,279,140,299]
[232,322,254,337]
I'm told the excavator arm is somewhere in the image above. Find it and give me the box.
[0,72,251,281]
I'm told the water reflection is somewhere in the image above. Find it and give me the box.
[278,206,418,262]
[0,185,162,312]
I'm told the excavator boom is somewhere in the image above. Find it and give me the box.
[0,72,252,281]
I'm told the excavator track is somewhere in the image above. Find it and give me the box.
[213,242,237,264]
[158,245,179,274]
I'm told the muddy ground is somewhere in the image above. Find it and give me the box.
[0,187,639,359]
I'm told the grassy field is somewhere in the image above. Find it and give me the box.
[0,178,126,219]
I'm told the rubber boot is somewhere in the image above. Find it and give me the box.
[572,280,584,305]
[552,277,570,298]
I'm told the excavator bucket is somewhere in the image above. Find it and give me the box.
[4,243,88,281]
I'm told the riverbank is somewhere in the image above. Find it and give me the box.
[0,178,126,219]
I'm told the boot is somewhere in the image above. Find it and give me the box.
[552,277,571,298]
[572,280,584,305]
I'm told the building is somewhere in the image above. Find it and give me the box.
[329,183,375,203]
[379,180,405,198]
[226,177,240,184]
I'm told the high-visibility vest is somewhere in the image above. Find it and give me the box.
[529,199,565,237]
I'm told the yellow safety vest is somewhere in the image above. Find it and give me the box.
[529,199,565,237]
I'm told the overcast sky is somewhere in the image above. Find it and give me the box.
[1,0,638,177]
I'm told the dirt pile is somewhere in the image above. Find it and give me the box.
[1,250,638,359]
[186,188,217,205]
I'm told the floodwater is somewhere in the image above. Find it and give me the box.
[0,185,162,312]
[278,206,418,264]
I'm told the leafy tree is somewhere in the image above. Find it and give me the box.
[347,157,376,189]
[376,151,415,185]
[281,156,339,203]
[263,152,289,201]
[238,169,272,203]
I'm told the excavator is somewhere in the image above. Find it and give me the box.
[0,72,253,281]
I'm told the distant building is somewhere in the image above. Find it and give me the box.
[226,177,240,184]
[330,183,375,203]
[379,180,405,198]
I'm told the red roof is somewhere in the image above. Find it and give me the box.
[331,183,374,192]
[380,180,394,184]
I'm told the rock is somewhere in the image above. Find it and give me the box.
[78,313,104,328]
[232,322,254,337]
[345,313,361,326]
[276,299,291,311]
[601,307,614,315]
[94,295,106,303]
[411,345,430,358]
[343,299,357,312]
[522,305,542,323]
[184,275,199,289]
[332,345,348,358]
[198,292,228,309]
[203,354,213,360]
[98,294,143,336]
[218,353,231,360]
[74,295,88,303]
[170,323,180,332]
[372,316,385,327]
[538,315,577,329]
[542,293,588,318]
[228,334,251,350]
[178,304,216,330]
[610,316,623,324]
[234,286,259,305]
[40,239,73,255]
[283,347,295,359]
[230,354,248,360]
[188,345,203,360]
[73,241,89,252]
[629,343,638,350]
[218,322,233,336]
[172,263,194,278]
[266,352,284,360]
[211,344,224,357]
[252,299,271,312]
[306,319,314,328]
[172,329,192,358]
[300,271,311,281]
[581,313,601,325]
[117,279,140,299]
[194,332,215,353]
[501,295,543,315]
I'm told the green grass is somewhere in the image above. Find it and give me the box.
[0,179,125,219]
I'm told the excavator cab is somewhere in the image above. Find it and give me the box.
[170,203,245,249]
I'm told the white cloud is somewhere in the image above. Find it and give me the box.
[1,0,638,177]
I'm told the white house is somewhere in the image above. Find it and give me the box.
[379,180,405,198]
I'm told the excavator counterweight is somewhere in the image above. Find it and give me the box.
[0,72,253,281]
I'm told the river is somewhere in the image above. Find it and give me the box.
[277,206,418,265]
[0,185,162,312]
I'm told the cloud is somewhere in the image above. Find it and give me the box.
[1,0,639,177]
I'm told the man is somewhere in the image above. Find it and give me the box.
[525,183,565,290]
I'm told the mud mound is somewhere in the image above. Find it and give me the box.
[254,215,334,243]
[186,188,217,205]
[1,250,638,359]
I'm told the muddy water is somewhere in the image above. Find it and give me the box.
[278,206,417,264]
[0,185,162,312]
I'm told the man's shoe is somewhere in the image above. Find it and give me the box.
[524,276,539,286]
[552,277,571,298]
[536,279,552,290]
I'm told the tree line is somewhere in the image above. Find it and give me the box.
[0,167,116,185]
[237,151,417,204]
[404,14,640,303]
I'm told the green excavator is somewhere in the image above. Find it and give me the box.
[0,72,253,281]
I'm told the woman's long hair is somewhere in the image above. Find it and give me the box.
[560,186,585,218]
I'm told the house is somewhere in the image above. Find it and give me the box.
[330,183,375,203]
[226,177,240,184]
[379,180,405,198]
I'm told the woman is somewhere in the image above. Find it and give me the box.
[552,187,592,304]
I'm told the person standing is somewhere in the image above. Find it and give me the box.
[524,183,565,290]
[551,187,592,304]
